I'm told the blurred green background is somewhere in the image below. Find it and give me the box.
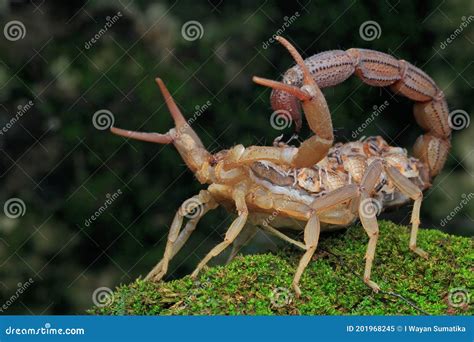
[0,0,472,314]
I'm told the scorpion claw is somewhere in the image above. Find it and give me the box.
[152,271,166,282]
[364,278,381,293]
[292,282,302,298]
[411,247,429,259]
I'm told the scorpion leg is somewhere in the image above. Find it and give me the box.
[253,36,333,168]
[226,224,258,264]
[292,212,321,297]
[191,184,248,279]
[292,213,320,297]
[290,184,361,296]
[358,160,384,292]
[358,191,381,292]
[147,190,217,282]
[146,203,216,281]
[222,144,298,170]
[259,224,306,250]
[385,165,428,258]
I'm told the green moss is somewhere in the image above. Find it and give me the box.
[89,221,473,315]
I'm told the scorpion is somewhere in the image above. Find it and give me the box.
[110,36,451,296]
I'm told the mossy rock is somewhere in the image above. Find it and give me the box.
[89,221,473,315]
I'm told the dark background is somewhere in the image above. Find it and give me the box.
[0,0,472,314]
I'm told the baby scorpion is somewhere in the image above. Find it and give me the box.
[110,36,451,296]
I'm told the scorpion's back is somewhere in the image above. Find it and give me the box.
[248,136,428,229]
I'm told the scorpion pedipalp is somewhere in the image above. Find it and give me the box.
[253,76,311,101]
[110,77,210,174]
[110,126,173,144]
[254,37,334,169]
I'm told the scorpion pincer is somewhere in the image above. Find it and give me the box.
[110,36,451,296]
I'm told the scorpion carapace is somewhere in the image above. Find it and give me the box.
[109,36,449,296]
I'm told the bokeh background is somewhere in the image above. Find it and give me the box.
[0,0,472,314]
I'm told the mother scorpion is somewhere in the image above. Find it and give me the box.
[110,36,451,296]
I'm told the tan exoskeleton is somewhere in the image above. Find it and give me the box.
[109,36,451,296]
